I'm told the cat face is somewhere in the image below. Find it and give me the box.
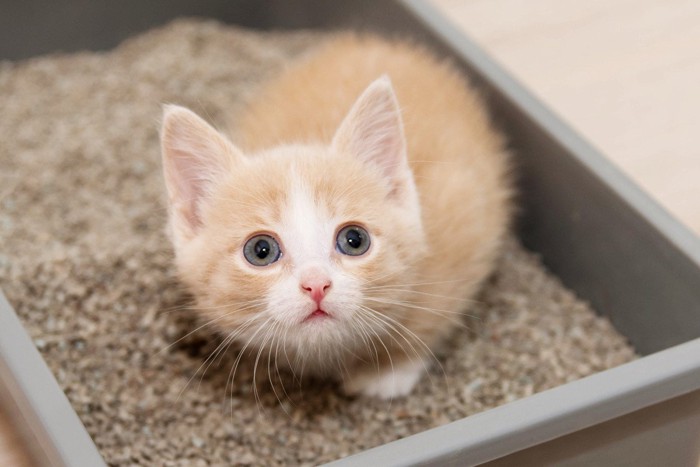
[161,77,425,368]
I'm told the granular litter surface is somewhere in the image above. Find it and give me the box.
[0,20,637,466]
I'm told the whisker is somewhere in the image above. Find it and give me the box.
[360,268,407,286]
[369,288,479,304]
[154,302,263,357]
[252,324,276,413]
[365,297,477,324]
[281,326,299,385]
[358,306,424,363]
[361,311,396,403]
[195,314,263,390]
[358,307,428,374]
[226,315,276,419]
[194,331,239,393]
[158,297,267,317]
[272,322,294,410]
[359,305,447,390]
[348,315,374,366]
[176,315,260,401]
[365,277,477,289]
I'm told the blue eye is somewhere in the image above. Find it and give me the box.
[243,234,281,266]
[336,225,371,256]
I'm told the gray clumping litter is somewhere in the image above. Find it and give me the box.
[0,19,637,466]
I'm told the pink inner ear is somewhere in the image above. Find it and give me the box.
[160,105,239,234]
[164,146,210,230]
[332,76,409,195]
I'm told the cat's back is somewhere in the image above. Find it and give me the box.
[236,34,502,161]
[237,34,511,308]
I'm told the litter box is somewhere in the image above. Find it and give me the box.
[1,1,699,466]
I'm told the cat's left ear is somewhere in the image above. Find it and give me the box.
[332,76,413,199]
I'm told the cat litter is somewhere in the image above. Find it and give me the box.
[0,19,636,466]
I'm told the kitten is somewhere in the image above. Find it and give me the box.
[160,34,511,399]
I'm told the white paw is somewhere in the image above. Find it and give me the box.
[343,360,425,399]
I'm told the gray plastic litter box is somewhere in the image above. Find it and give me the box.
[1,1,699,466]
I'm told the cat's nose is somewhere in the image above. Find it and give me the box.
[300,277,332,304]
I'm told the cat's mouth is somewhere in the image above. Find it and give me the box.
[303,308,331,323]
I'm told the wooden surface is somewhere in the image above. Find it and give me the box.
[0,407,33,467]
[2,1,699,465]
[431,0,700,234]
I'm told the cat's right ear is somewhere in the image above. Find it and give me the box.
[160,105,242,238]
[331,76,413,201]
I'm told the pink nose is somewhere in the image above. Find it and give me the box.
[300,277,332,304]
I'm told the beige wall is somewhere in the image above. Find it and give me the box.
[431,0,700,234]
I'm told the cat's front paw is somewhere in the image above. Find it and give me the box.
[343,360,425,399]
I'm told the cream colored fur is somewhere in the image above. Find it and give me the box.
[160,34,511,399]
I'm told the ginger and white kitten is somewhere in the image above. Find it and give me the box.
[160,35,511,399]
